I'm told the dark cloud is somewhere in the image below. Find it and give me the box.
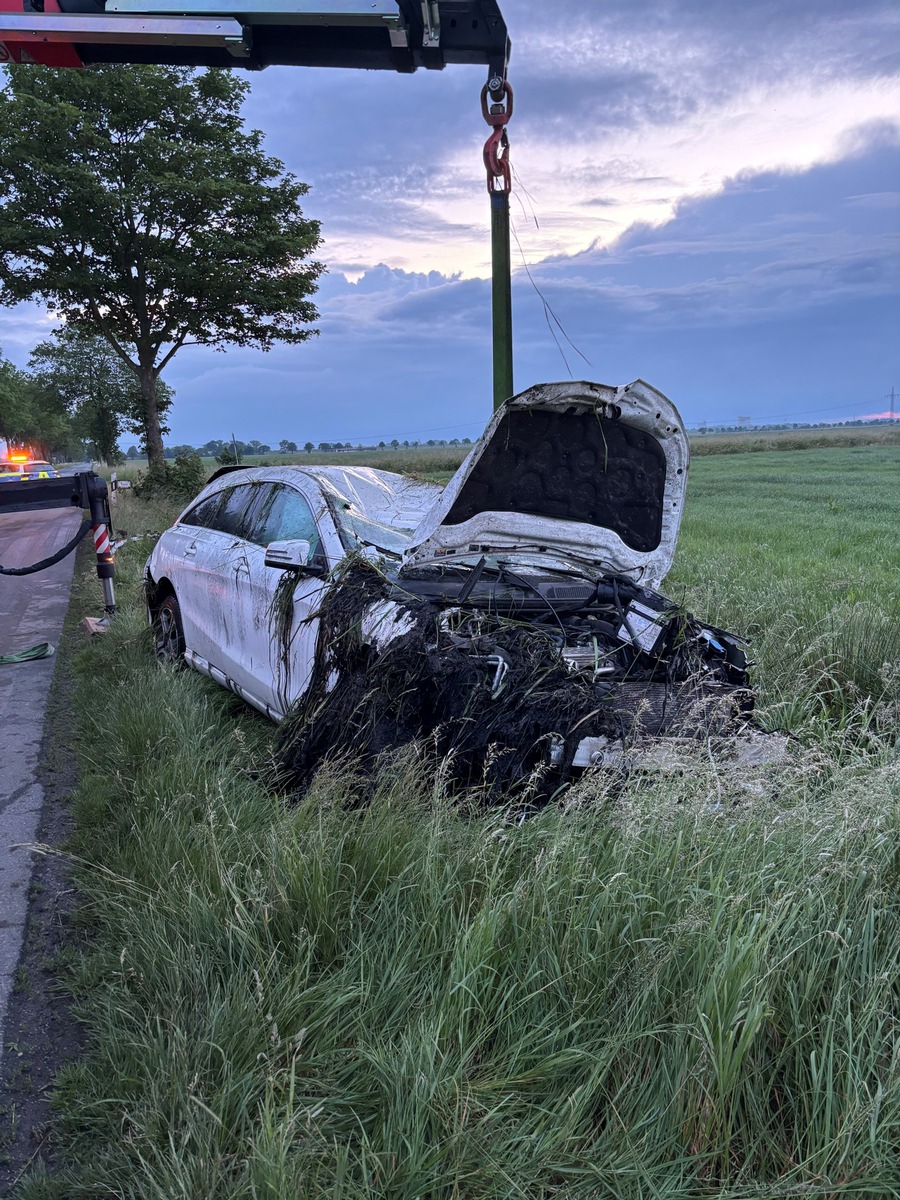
[229,2,899,269]
[501,0,899,143]
[525,132,900,330]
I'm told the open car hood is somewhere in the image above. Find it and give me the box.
[403,380,689,589]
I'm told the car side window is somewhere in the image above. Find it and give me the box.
[249,484,323,561]
[210,484,261,539]
[181,491,225,528]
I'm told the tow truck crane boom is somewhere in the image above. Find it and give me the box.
[0,1,509,76]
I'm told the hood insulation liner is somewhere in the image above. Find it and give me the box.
[443,408,667,554]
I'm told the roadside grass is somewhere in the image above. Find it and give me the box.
[19,445,900,1197]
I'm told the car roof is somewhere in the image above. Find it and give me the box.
[194,464,443,532]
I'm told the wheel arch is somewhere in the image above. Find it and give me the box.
[145,572,177,618]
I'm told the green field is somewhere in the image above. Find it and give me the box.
[20,444,900,1198]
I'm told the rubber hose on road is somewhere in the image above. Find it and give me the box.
[0,518,91,577]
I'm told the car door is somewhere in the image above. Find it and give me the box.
[188,481,271,683]
[239,482,332,717]
[171,482,264,673]
[162,486,231,660]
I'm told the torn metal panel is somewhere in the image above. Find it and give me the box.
[571,732,791,772]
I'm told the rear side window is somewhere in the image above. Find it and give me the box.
[181,491,225,528]
[212,483,264,538]
[249,485,323,560]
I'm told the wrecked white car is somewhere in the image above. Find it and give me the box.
[146,380,753,795]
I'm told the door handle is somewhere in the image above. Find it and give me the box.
[184,542,198,559]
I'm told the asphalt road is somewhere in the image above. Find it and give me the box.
[0,507,81,1067]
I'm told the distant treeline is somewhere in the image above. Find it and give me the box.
[134,436,476,461]
[691,418,898,434]
[139,420,897,462]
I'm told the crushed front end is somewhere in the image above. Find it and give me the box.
[276,557,754,801]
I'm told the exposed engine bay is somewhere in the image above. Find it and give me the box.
[276,557,755,801]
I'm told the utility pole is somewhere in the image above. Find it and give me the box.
[885,386,896,421]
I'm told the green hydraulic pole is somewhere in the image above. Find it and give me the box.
[491,189,513,409]
[482,76,514,411]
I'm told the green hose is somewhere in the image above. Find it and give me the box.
[0,642,55,664]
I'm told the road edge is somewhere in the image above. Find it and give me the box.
[0,540,90,1195]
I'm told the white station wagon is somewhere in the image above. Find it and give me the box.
[146,380,753,786]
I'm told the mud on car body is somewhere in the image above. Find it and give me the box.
[146,379,755,794]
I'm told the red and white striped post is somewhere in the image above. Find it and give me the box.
[88,480,116,614]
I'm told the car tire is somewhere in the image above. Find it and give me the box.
[154,593,186,665]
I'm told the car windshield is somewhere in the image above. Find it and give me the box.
[334,508,410,558]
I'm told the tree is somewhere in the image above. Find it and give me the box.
[0,349,27,451]
[28,327,171,462]
[1,344,80,459]
[0,65,323,469]
[279,439,297,453]
[304,441,314,454]
[126,446,139,459]
[216,442,243,466]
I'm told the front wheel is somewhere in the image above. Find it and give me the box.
[154,593,186,665]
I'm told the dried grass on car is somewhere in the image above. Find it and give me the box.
[275,557,754,802]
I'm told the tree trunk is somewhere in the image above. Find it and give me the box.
[140,365,165,469]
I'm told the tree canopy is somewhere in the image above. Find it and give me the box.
[0,64,323,467]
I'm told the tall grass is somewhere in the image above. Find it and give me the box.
[667,447,900,745]
[34,604,900,1196]
[20,444,900,1198]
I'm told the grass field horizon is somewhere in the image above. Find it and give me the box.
[96,420,900,487]
[17,439,899,1198]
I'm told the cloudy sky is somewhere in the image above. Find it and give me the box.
[1,0,898,444]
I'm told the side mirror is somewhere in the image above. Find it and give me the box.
[264,539,325,575]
